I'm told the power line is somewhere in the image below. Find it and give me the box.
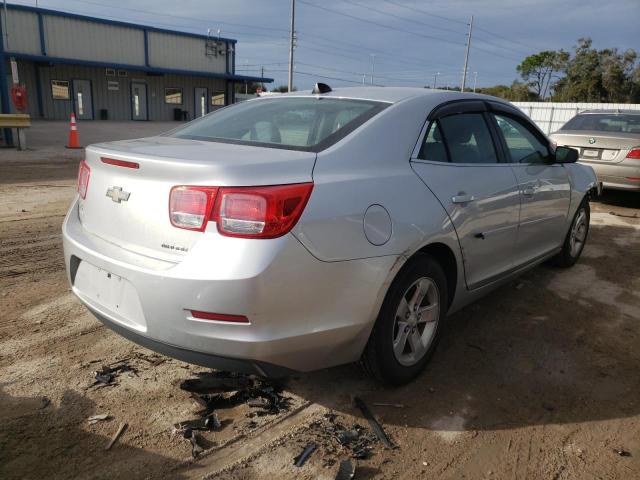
[297,0,465,47]
[341,0,465,37]
[379,0,468,26]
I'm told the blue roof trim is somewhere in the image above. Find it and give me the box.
[6,3,238,44]
[7,52,273,83]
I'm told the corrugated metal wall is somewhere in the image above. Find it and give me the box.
[0,10,40,54]
[513,102,640,134]
[43,15,145,65]
[17,60,227,120]
[147,31,226,72]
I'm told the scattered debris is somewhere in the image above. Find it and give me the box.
[180,371,291,417]
[39,396,51,409]
[335,459,356,480]
[372,402,404,408]
[354,397,396,449]
[184,428,204,458]
[294,442,317,467]
[613,448,632,457]
[105,422,128,450]
[88,414,111,425]
[609,211,638,219]
[466,343,485,353]
[179,371,252,394]
[90,360,138,388]
[174,412,222,433]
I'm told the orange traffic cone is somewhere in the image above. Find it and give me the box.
[66,112,82,149]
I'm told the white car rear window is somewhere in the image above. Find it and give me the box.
[169,97,387,152]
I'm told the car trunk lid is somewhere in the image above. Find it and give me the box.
[551,130,640,164]
[79,136,316,261]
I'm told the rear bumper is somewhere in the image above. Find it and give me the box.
[579,161,640,191]
[62,198,395,372]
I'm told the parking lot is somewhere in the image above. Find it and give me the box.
[0,124,639,480]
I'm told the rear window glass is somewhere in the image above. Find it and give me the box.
[169,97,388,152]
[561,114,640,133]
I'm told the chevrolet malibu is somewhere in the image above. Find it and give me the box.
[63,86,599,385]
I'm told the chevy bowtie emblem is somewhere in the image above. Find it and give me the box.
[106,186,131,203]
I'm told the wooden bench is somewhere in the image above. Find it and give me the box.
[0,114,31,150]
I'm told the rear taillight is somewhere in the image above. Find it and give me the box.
[626,147,640,159]
[214,183,313,238]
[168,183,313,238]
[77,160,90,199]
[169,186,218,231]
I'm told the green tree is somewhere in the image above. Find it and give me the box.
[516,50,569,99]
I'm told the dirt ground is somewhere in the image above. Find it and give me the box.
[1,149,638,480]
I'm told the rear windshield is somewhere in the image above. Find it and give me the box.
[561,114,640,133]
[169,97,388,152]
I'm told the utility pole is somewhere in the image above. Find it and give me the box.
[461,15,473,92]
[261,65,264,90]
[369,54,376,85]
[287,0,296,92]
[473,71,478,92]
[433,72,440,89]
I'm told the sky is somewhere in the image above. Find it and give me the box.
[10,0,640,90]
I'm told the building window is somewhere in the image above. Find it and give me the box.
[211,91,225,106]
[51,80,70,100]
[165,88,183,104]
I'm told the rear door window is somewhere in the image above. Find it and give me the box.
[418,121,449,162]
[437,113,499,164]
[169,97,388,152]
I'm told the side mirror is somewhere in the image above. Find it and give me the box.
[554,146,578,164]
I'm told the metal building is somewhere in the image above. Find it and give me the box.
[0,4,272,123]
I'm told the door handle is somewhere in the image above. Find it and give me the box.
[451,194,475,204]
[522,186,536,196]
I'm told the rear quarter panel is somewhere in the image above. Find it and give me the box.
[291,96,464,311]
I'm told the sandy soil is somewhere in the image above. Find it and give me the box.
[1,153,638,480]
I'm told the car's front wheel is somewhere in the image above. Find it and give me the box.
[554,198,590,268]
[362,253,447,385]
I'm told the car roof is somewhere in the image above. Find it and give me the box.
[579,109,640,115]
[272,86,502,105]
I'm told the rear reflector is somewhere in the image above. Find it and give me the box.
[625,177,640,181]
[101,157,140,169]
[626,148,640,159]
[77,160,90,199]
[190,310,249,323]
[169,186,218,231]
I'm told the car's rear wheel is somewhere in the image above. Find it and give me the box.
[362,253,447,385]
[553,198,590,268]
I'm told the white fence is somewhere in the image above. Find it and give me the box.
[512,102,640,135]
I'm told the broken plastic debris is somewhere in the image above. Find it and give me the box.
[613,448,631,457]
[354,397,396,449]
[184,428,204,458]
[88,414,111,425]
[335,459,356,480]
[294,442,317,467]
[105,422,128,450]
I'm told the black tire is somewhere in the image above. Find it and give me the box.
[362,253,448,385]
[553,198,590,268]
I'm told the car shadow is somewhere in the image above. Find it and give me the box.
[0,386,191,480]
[594,189,640,210]
[287,222,640,435]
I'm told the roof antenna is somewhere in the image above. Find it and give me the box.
[312,82,332,94]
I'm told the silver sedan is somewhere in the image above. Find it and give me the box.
[63,86,599,384]
[550,110,640,191]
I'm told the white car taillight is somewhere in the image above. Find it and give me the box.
[77,160,90,199]
[169,186,218,231]
[168,183,313,238]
